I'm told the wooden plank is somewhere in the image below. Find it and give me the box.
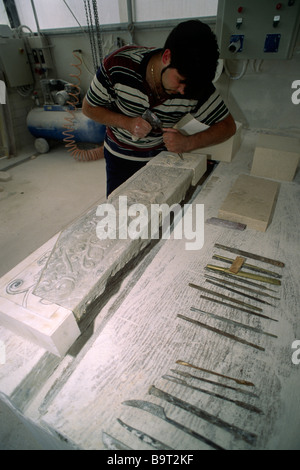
[218,174,280,232]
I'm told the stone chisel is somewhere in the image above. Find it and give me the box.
[162,374,263,415]
[178,314,265,352]
[200,295,278,322]
[122,400,225,450]
[204,274,281,300]
[117,418,173,450]
[205,265,282,286]
[170,369,259,398]
[190,307,277,339]
[176,360,255,387]
[149,385,258,446]
[212,254,282,279]
[205,279,276,307]
[205,267,279,292]
[214,244,285,268]
[189,282,263,312]
[102,431,132,450]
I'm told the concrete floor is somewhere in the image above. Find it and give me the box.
[0,143,106,278]
[0,142,106,449]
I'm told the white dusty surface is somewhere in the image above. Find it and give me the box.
[0,130,300,450]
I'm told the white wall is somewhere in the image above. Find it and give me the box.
[48,24,300,137]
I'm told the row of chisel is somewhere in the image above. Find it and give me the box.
[183,243,284,352]
[103,358,262,451]
[103,244,285,451]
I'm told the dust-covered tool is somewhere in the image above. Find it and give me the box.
[102,431,132,450]
[171,369,258,398]
[206,217,247,231]
[214,244,285,268]
[189,282,263,312]
[163,374,263,414]
[204,274,281,300]
[178,313,265,351]
[122,399,225,450]
[200,295,278,322]
[204,279,276,307]
[117,418,173,450]
[149,386,258,446]
[142,109,163,133]
[205,265,282,286]
[132,109,163,141]
[190,306,277,338]
[176,360,255,387]
[213,254,282,279]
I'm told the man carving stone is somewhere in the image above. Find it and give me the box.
[83,20,236,196]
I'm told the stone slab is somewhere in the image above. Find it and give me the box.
[251,134,300,182]
[34,160,196,321]
[218,174,280,232]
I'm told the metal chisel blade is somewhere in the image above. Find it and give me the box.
[117,418,173,450]
[214,244,285,268]
[205,268,279,292]
[205,265,281,286]
[122,399,225,450]
[200,295,278,322]
[205,279,276,307]
[212,254,282,279]
[176,360,255,387]
[102,431,132,450]
[189,282,263,312]
[171,369,259,398]
[163,374,263,415]
[204,274,281,300]
[190,307,277,338]
[149,385,258,446]
[178,313,265,351]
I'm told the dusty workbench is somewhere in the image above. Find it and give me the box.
[0,129,299,450]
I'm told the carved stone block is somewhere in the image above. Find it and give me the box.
[34,163,194,321]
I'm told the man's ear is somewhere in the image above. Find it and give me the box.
[162,49,171,65]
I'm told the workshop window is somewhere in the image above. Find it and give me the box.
[0,0,10,26]
[134,0,218,22]
[13,0,127,32]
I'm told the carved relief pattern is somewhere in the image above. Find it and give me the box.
[4,250,54,310]
[33,165,190,312]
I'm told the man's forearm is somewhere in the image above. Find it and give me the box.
[186,114,237,152]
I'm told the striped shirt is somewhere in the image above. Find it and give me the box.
[86,45,229,161]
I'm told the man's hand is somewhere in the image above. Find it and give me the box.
[162,128,188,153]
[130,117,152,139]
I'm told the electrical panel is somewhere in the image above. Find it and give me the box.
[26,36,54,74]
[0,37,34,87]
[216,0,300,60]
